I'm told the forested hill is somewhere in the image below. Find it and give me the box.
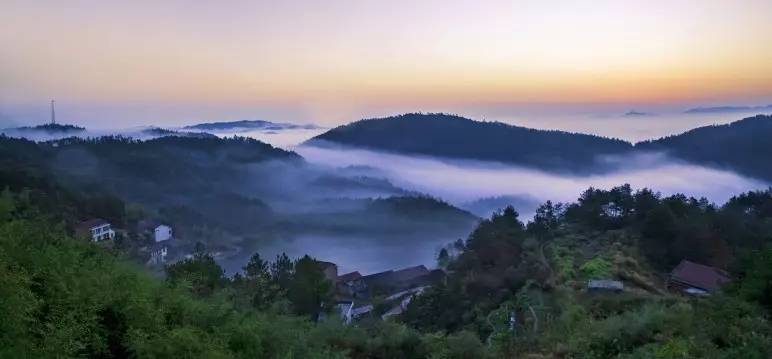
[12,123,86,133]
[0,135,301,241]
[636,114,772,182]
[0,135,301,197]
[307,113,633,174]
[0,134,478,257]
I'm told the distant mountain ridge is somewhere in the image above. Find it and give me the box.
[684,104,772,114]
[624,110,655,117]
[307,113,633,174]
[185,119,320,131]
[636,114,772,182]
[141,127,217,139]
[308,112,772,182]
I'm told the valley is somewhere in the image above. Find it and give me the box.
[2,111,772,358]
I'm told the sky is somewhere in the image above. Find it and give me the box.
[2,0,771,129]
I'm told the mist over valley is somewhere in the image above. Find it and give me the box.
[3,112,770,276]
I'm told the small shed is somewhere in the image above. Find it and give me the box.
[587,279,624,293]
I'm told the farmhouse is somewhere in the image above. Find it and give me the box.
[668,260,731,295]
[154,224,172,242]
[76,219,115,242]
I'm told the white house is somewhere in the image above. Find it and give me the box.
[146,242,168,266]
[154,224,172,242]
[76,219,115,242]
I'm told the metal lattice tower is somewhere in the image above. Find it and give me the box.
[50,99,56,124]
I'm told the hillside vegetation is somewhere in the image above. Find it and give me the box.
[308,113,633,174]
[637,114,772,182]
[0,187,487,358]
[0,135,478,264]
[2,175,772,357]
[404,184,772,357]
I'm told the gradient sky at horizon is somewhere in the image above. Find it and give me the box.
[2,0,771,128]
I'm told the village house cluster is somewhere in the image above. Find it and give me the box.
[76,218,733,323]
[76,218,181,267]
[315,261,446,323]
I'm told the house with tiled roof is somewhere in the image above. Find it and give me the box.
[668,260,731,295]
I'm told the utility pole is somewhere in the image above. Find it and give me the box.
[50,99,56,124]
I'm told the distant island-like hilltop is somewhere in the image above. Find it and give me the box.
[141,127,218,139]
[185,119,320,131]
[307,113,634,175]
[684,104,772,114]
[624,110,655,116]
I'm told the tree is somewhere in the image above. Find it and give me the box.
[287,255,333,319]
[437,248,450,268]
[528,200,564,239]
[271,252,294,288]
[235,252,279,310]
[244,252,269,280]
[166,253,227,296]
[734,246,772,310]
[0,187,15,222]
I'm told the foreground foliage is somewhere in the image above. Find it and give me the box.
[404,185,772,358]
[0,192,486,358]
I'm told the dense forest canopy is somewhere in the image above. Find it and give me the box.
[403,184,772,357]
[2,167,772,357]
[0,186,491,358]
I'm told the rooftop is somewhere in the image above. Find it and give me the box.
[362,265,432,290]
[587,279,624,291]
[670,260,731,292]
[338,271,362,282]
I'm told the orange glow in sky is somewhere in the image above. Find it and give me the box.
[1,0,771,125]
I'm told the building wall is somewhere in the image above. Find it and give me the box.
[322,265,338,283]
[90,224,115,242]
[154,225,172,242]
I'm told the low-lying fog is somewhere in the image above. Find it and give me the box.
[0,125,327,146]
[229,143,769,276]
[223,233,454,275]
[298,145,768,211]
[203,128,327,148]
